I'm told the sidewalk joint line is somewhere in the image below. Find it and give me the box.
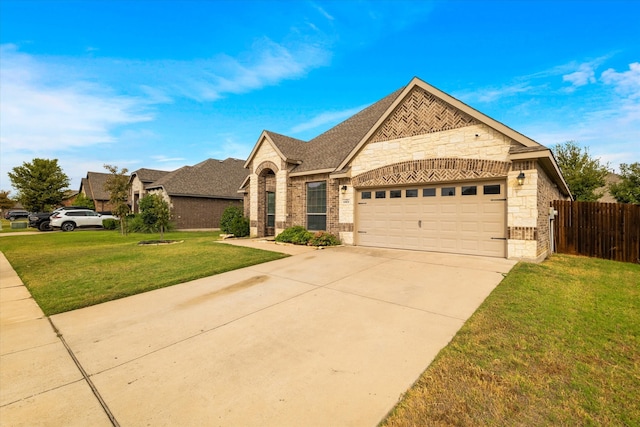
[47,317,120,427]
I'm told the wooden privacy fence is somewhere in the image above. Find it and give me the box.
[551,200,640,263]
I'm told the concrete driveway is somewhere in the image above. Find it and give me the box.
[2,243,515,426]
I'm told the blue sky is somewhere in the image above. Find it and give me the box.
[1,0,639,193]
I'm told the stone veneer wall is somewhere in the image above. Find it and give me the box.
[536,163,567,258]
[247,139,286,237]
[130,176,146,213]
[350,123,513,178]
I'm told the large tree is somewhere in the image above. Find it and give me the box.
[8,158,70,211]
[103,164,131,235]
[609,162,640,204]
[553,141,609,202]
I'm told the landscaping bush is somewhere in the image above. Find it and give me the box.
[102,218,119,230]
[308,231,341,246]
[220,206,250,237]
[126,214,175,233]
[275,226,313,245]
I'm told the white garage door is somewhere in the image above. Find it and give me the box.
[356,181,506,257]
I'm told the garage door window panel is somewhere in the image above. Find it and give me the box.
[375,191,386,199]
[441,187,456,196]
[483,184,501,195]
[390,190,402,198]
[462,186,477,196]
[361,191,372,200]
[423,188,436,197]
[406,189,418,198]
[307,181,326,231]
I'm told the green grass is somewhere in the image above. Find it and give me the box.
[382,254,640,426]
[0,230,287,315]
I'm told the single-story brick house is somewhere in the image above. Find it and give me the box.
[241,77,571,261]
[145,158,248,229]
[79,171,128,213]
[129,168,171,213]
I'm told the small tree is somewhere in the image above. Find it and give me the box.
[139,193,171,239]
[609,162,640,204]
[0,190,15,212]
[220,206,250,237]
[8,158,70,211]
[103,164,131,235]
[553,141,609,201]
[73,192,95,210]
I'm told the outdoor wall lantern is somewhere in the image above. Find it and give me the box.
[517,171,526,186]
[341,185,348,193]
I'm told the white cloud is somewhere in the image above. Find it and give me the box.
[562,63,597,88]
[0,45,154,153]
[150,155,187,163]
[312,3,335,21]
[289,105,369,134]
[454,83,536,104]
[601,62,640,99]
[183,39,331,101]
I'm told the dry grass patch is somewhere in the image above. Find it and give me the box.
[382,254,640,426]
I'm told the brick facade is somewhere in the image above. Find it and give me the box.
[170,196,242,229]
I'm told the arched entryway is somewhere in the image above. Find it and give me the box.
[256,162,278,237]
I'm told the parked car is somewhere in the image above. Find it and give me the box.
[29,206,93,231]
[4,210,30,221]
[49,209,116,232]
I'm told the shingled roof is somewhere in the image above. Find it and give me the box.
[80,172,115,201]
[253,88,404,174]
[146,158,248,199]
[131,168,170,186]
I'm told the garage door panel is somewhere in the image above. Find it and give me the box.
[357,181,506,257]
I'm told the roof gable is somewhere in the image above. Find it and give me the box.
[131,168,170,184]
[368,85,479,142]
[81,171,119,201]
[337,77,542,170]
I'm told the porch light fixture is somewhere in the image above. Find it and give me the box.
[517,171,526,186]
[341,185,348,193]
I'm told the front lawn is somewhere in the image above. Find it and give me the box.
[382,254,640,426]
[0,230,287,315]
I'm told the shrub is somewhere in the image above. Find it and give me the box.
[308,231,341,247]
[126,214,175,233]
[275,226,314,245]
[102,218,119,230]
[220,206,250,237]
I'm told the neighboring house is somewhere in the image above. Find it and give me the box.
[129,168,171,213]
[80,171,128,213]
[145,158,248,229]
[242,77,571,261]
[61,190,79,206]
[597,173,621,203]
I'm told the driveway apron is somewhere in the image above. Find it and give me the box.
[3,244,515,426]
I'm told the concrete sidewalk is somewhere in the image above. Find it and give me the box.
[1,241,516,426]
[0,252,113,426]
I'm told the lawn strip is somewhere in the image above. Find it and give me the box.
[381,254,640,426]
[0,231,287,315]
